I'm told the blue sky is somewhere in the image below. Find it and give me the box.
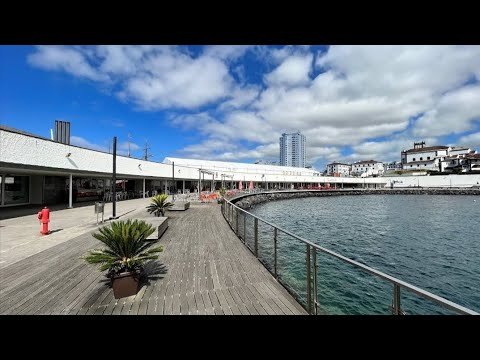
[1,45,480,170]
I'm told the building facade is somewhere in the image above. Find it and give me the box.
[326,162,351,177]
[401,143,450,172]
[279,132,306,168]
[351,160,384,177]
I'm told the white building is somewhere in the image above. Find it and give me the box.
[351,160,384,177]
[449,146,473,157]
[401,143,449,171]
[326,162,351,177]
[385,161,403,172]
[440,151,480,173]
[279,132,306,168]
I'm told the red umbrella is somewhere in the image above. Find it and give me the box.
[238,181,243,190]
[249,181,254,190]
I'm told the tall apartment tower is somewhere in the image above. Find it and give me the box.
[279,131,306,167]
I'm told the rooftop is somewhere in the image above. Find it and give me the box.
[403,146,449,154]
[352,160,380,165]
[327,162,350,166]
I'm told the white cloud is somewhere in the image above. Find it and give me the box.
[458,132,480,149]
[203,45,252,61]
[119,141,140,152]
[27,45,238,110]
[27,46,108,82]
[264,53,313,87]
[413,84,480,137]
[71,136,109,152]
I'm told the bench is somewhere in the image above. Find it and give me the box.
[145,217,169,240]
[168,201,190,211]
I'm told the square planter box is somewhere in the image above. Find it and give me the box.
[111,272,140,299]
[168,201,190,211]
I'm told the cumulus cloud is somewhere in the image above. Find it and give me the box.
[413,84,480,137]
[458,132,480,149]
[71,136,109,152]
[27,45,241,110]
[264,53,313,87]
[27,46,108,82]
[28,45,480,169]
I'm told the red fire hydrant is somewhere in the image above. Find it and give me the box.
[37,207,50,235]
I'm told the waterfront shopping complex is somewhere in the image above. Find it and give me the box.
[0,125,386,210]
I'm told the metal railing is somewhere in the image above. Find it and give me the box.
[221,198,478,315]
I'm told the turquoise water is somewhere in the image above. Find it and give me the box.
[246,195,480,314]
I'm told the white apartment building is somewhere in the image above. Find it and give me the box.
[401,142,452,171]
[326,162,351,176]
[440,151,480,173]
[279,132,306,168]
[448,147,473,156]
[351,160,384,177]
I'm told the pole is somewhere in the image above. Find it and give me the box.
[112,136,117,219]
[198,169,201,200]
[143,178,146,198]
[172,161,175,202]
[68,173,73,208]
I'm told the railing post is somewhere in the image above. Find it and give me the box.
[235,207,239,234]
[274,227,278,278]
[243,212,246,244]
[254,218,258,257]
[392,284,403,315]
[306,244,312,314]
[313,247,318,315]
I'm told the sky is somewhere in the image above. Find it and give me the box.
[1,45,480,170]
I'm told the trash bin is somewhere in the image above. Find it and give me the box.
[95,202,105,224]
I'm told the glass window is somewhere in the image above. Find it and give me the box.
[4,175,29,205]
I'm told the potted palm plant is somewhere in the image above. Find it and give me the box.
[147,194,174,217]
[82,219,163,299]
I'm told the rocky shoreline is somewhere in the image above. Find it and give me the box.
[232,189,480,210]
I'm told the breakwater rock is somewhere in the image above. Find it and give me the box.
[232,189,480,210]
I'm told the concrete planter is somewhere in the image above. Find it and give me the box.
[168,201,190,211]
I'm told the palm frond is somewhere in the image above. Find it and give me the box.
[83,219,163,275]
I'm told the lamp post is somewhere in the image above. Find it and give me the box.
[111,136,117,219]
[172,161,175,202]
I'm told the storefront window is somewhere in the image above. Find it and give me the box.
[4,175,29,205]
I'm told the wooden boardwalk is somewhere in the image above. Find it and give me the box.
[0,203,306,315]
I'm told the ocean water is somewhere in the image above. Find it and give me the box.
[246,195,480,314]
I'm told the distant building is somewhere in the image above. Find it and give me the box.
[440,151,480,173]
[279,131,306,168]
[449,146,473,157]
[351,160,384,177]
[385,161,403,172]
[401,142,460,172]
[326,162,351,177]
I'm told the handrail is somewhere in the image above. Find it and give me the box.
[223,196,478,315]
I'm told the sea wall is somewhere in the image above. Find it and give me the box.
[232,189,480,210]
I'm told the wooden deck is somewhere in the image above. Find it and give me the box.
[0,203,306,315]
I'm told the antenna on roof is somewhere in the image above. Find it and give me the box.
[127,133,132,157]
[143,140,153,161]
